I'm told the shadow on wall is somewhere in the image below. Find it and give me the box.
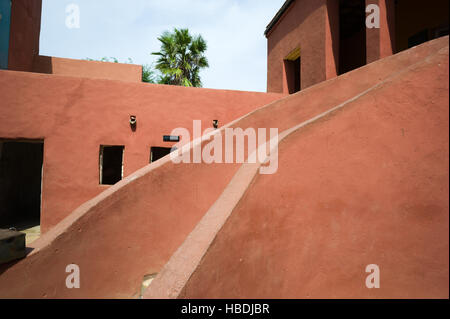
[395,0,449,52]
[32,55,52,74]
[327,0,340,76]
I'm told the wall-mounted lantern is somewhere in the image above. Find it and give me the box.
[130,115,137,131]
[213,120,219,129]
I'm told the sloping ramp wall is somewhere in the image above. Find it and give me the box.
[0,37,448,299]
[145,37,449,299]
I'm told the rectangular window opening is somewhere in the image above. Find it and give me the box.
[150,147,174,163]
[99,145,124,185]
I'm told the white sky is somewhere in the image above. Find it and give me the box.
[39,0,286,92]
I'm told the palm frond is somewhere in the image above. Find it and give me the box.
[152,28,209,87]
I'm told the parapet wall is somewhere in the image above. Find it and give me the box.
[33,56,144,83]
[146,37,449,299]
[0,69,283,231]
[0,36,446,300]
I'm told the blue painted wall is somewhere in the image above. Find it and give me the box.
[0,0,11,69]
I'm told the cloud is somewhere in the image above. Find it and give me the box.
[40,0,286,92]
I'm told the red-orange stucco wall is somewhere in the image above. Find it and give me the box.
[366,0,396,63]
[179,39,449,299]
[0,70,283,232]
[0,36,447,300]
[268,0,398,93]
[267,0,328,94]
[33,56,144,83]
[325,0,340,79]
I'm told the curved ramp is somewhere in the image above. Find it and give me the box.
[145,37,449,299]
[0,37,448,298]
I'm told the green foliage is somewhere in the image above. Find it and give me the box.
[152,28,209,87]
[86,57,120,63]
[142,64,156,83]
[85,28,209,86]
[100,57,119,63]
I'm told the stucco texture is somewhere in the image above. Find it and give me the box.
[148,37,449,299]
[33,55,144,83]
[0,37,447,299]
[267,0,327,93]
[0,71,283,231]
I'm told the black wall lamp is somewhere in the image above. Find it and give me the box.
[130,115,137,131]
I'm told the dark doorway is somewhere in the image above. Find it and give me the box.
[339,0,366,75]
[284,47,301,94]
[284,56,301,94]
[99,146,124,185]
[0,140,43,229]
[150,147,173,163]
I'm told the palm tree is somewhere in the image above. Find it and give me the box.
[152,28,209,87]
[142,64,156,83]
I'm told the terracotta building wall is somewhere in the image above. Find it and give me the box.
[366,0,396,63]
[0,70,284,232]
[325,0,339,78]
[267,0,328,93]
[268,0,399,94]
[175,37,449,299]
[0,36,447,300]
[8,0,42,71]
[33,55,143,82]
